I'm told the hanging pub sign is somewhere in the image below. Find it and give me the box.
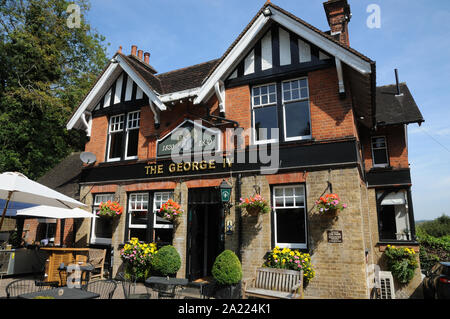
[327,230,343,243]
[156,120,220,157]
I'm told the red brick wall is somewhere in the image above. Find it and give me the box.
[308,68,356,141]
[23,218,74,246]
[361,125,409,170]
[85,116,108,163]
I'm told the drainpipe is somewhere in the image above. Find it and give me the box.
[236,174,242,261]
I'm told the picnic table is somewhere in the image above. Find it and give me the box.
[145,276,188,299]
[18,287,99,299]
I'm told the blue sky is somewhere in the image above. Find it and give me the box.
[86,0,450,220]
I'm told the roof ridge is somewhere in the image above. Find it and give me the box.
[156,58,220,78]
[127,54,158,74]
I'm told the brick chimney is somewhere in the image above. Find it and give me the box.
[144,52,150,64]
[138,49,143,60]
[323,0,351,46]
[131,45,137,56]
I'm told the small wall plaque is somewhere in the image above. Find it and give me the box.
[327,230,343,243]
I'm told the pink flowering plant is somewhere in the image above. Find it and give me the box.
[315,193,347,214]
[238,194,271,215]
[263,246,315,283]
[119,237,157,280]
[159,199,184,222]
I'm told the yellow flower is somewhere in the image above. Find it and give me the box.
[289,251,295,256]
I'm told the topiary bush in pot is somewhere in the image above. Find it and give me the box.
[151,245,181,277]
[211,250,242,299]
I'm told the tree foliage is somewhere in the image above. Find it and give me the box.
[0,0,108,179]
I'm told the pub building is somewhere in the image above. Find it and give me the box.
[66,1,424,298]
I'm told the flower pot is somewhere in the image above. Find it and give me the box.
[246,206,261,216]
[325,208,338,217]
[212,282,242,299]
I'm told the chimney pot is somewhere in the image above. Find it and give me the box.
[144,52,150,64]
[131,45,137,56]
[138,50,143,60]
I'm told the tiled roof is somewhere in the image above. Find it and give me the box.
[375,83,424,126]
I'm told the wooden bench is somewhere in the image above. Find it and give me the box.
[243,267,303,299]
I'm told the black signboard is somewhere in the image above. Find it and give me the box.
[327,230,343,243]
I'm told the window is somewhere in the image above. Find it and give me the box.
[372,137,389,167]
[377,190,412,241]
[107,111,140,162]
[152,192,174,245]
[282,78,311,141]
[252,83,278,143]
[272,185,307,248]
[91,194,114,244]
[128,193,149,240]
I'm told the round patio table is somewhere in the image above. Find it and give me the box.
[18,287,99,299]
[145,276,188,299]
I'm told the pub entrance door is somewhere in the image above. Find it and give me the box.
[186,187,224,281]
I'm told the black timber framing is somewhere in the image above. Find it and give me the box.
[79,139,360,184]
[366,168,412,188]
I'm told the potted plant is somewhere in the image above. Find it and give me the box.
[97,200,123,218]
[238,194,271,216]
[211,250,242,299]
[120,237,157,281]
[159,199,184,224]
[384,245,418,284]
[151,245,181,277]
[315,193,347,216]
[263,246,315,285]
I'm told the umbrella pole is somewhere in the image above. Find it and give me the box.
[0,191,13,232]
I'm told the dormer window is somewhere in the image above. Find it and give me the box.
[371,136,389,167]
[107,111,140,162]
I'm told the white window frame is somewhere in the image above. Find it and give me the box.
[90,193,114,245]
[124,111,140,160]
[106,114,125,162]
[282,77,312,142]
[378,190,411,241]
[128,193,149,236]
[371,136,389,168]
[251,82,279,145]
[153,192,174,229]
[272,185,307,249]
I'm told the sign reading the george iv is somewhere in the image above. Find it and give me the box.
[156,120,220,157]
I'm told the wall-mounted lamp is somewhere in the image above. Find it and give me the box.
[219,179,233,214]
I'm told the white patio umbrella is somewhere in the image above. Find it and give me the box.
[16,205,98,219]
[0,172,86,231]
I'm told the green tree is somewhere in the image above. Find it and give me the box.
[0,0,108,180]
[417,214,450,238]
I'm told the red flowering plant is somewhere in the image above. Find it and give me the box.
[238,194,271,216]
[159,199,184,222]
[315,193,347,214]
[97,200,123,218]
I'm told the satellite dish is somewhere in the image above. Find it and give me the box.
[80,152,97,164]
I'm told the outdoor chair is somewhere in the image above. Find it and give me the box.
[116,272,151,299]
[85,279,117,299]
[5,279,57,299]
[87,248,106,280]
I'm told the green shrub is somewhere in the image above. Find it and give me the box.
[151,245,181,276]
[384,245,418,284]
[212,250,242,285]
[417,215,450,238]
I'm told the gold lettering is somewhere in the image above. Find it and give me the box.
[145,166,151,175]
[192,162,199,171]
[157,165,163,174]
[209,160,216,169]
[199,160,207,170]
[177,163,183,172]
[183,162,191,171]
[150,166,157,175]
[223,158,232,168]
[169,163,176,173]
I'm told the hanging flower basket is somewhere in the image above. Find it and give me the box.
[97,200,123,218]
[238,194,271,216]
[159,199,184,222]
[315,194,347,216]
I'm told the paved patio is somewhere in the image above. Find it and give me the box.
[0,274,204,299]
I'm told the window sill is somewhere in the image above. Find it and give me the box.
[376,241,419,252]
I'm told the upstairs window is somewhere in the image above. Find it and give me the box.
[107,111,140,162]
[372,136,389,167]
[282,78,311,141]
[252,83,278,144]
[377,190,412,241]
